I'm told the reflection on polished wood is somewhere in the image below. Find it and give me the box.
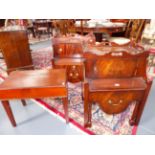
[0,30,33,71]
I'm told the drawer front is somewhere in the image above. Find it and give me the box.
[53,44,66,57]
[53,44,83,57]
[89,91,144,114]
[54,64,84,83]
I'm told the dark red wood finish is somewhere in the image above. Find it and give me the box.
[83,51,151,127]
[0,69,69,126]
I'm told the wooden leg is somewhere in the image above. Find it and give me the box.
[136,82,152,125]
[130,82,153,126]
[84,82,91,128]
[81,82,84,100]
[130,101,139,126]
[1,100,16,127]
[21,99,26,106]
[62,97,69,123]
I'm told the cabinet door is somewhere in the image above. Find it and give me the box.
[53,44,66,57]
[53,64,84,83]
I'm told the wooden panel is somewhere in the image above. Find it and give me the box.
[89,77,147,91]
[53,43,83,58]
[84,51,148,79]
[0,30,33,71]
[84,50,149,127]
[0,69,67,89]
[93,58,137,78]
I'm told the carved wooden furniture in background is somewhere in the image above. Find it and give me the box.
[129,19,146,42]
[33,20,50,38]
[52,20,75,35]
[0,69,69,127]
[71,20,126,42]
[75,25,126,35]
[110,19,129,23]
[83,50,151,127]
[68,19,90,35]
[109,19,146,45]
[125,19,146,42]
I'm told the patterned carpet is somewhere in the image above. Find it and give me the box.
[0,47,139,135]
[28,35,52,45]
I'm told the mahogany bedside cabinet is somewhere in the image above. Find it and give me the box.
[83,50,152,128]
[52,38,85,83]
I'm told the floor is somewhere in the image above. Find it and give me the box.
[0,99,83,135]
[0,40,155,135]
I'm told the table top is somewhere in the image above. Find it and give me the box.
[33,20,52,23]
[0,69,66,90]
[72,21,126,34]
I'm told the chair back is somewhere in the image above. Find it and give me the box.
[125,19,146,42]
[0,30,33,72]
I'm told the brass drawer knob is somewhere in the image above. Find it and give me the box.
[72,65,76,69]
[114,83,120,87]
[58,48,62,53]
[108,100,112,104]
[62,82,65,86]
[75,73,79,76]
[69,73,73,77]
[119,100,123,103]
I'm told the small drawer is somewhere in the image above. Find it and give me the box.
[53,63,84,83]
[53,44,65,57]
[67,65,84,83]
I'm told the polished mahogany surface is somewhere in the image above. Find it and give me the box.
[53,58,85,83]
[0,30,33,72]
[53,42,83,58]
[69,20,126,35]
[53,57,85,66]
[83,50,150,127]
[52,35,94,83]
[52,34,95,58]
[89,77,147,92]
[84,51,148,80]
[0,69,67,99]
[0,68,69,126]
[52,33,152,128]
[84,43,144,55]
